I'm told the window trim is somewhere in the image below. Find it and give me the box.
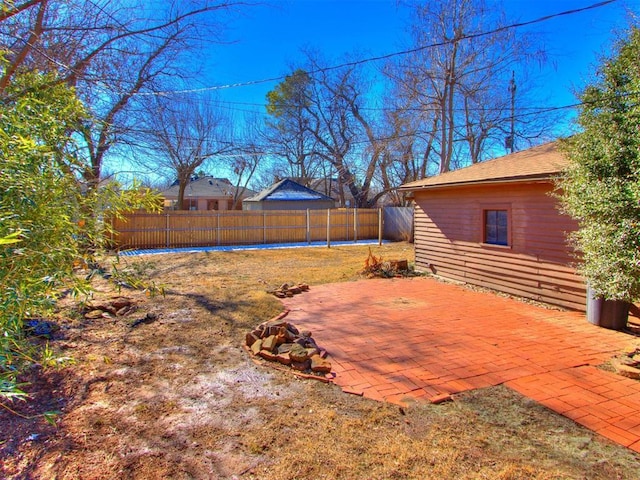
[481,204,512,248]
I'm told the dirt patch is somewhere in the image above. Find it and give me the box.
[1,243,639,479]
[372,296,430,310]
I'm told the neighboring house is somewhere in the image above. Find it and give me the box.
[161,176,255,211]
[282,177,358,208]
[243,178,336,211]
[399,142,587,311]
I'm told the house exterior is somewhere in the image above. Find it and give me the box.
[161,176,255,211]
[280,177,359,207]
[243,178,336,211]
[399,142,587,311]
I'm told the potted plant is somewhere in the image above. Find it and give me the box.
[557,26,640,330]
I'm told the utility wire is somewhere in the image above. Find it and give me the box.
[134,101,578,154]
[132,0,618,97]
[133,86,640,153]
[205,97,577,114]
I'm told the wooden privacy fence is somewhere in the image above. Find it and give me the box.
[110,208,382,250]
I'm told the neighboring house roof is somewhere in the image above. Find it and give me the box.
[162,176,255,199]
[399,142,569,191]
[244,178,335,203]
[293,177,358,204]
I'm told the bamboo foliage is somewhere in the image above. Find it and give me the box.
[111,209,381,249]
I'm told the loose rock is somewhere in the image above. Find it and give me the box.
[269,283,310,298]
[310,355,332,373]
[289,343,309,363]
[246,313,331,378]
[611,348,640,380]
[85,297,136,319]
[130,312,158,328]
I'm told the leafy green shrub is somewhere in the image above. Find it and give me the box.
[557,26,640,302]
[0,65,160,403]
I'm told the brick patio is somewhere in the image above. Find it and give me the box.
[282,277,640,453]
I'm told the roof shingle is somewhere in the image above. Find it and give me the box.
[162,176,255,199]
[399,142,568,191]
[244,178,334,202]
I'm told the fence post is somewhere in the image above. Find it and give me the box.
[210,212,213,246]
[353,208,358,242]
[326,209,331,248]
[216,213,220,246]
[263,211,267,244]
[166,213,170,248]
[378,208,383,246]
[306,209,311,244]
[345,208,349,241]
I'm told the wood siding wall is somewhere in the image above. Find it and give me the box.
[413,182,587,311]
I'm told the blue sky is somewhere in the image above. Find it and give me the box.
[195,0,637,134]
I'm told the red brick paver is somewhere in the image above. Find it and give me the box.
[282,277,640,452]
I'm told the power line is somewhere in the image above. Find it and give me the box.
[133,0,618,97]
[205,97,580,114]
[132,87,640,153]
[130,100,579,154]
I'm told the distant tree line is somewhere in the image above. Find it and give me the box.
[259,0,559,207]
[1,0,562,213]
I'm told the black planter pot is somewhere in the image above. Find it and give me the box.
[586,286,630,331]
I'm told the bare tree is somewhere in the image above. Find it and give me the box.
[385,0,552,174]
[377,105,429,205]
[228,113,267,209]
[140,93,232,210]
[266,53,390,208]
[0,0,247,186]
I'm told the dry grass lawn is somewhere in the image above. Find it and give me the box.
[1,242,639,479]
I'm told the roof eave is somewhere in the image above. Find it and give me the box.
[399,173,560,192]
